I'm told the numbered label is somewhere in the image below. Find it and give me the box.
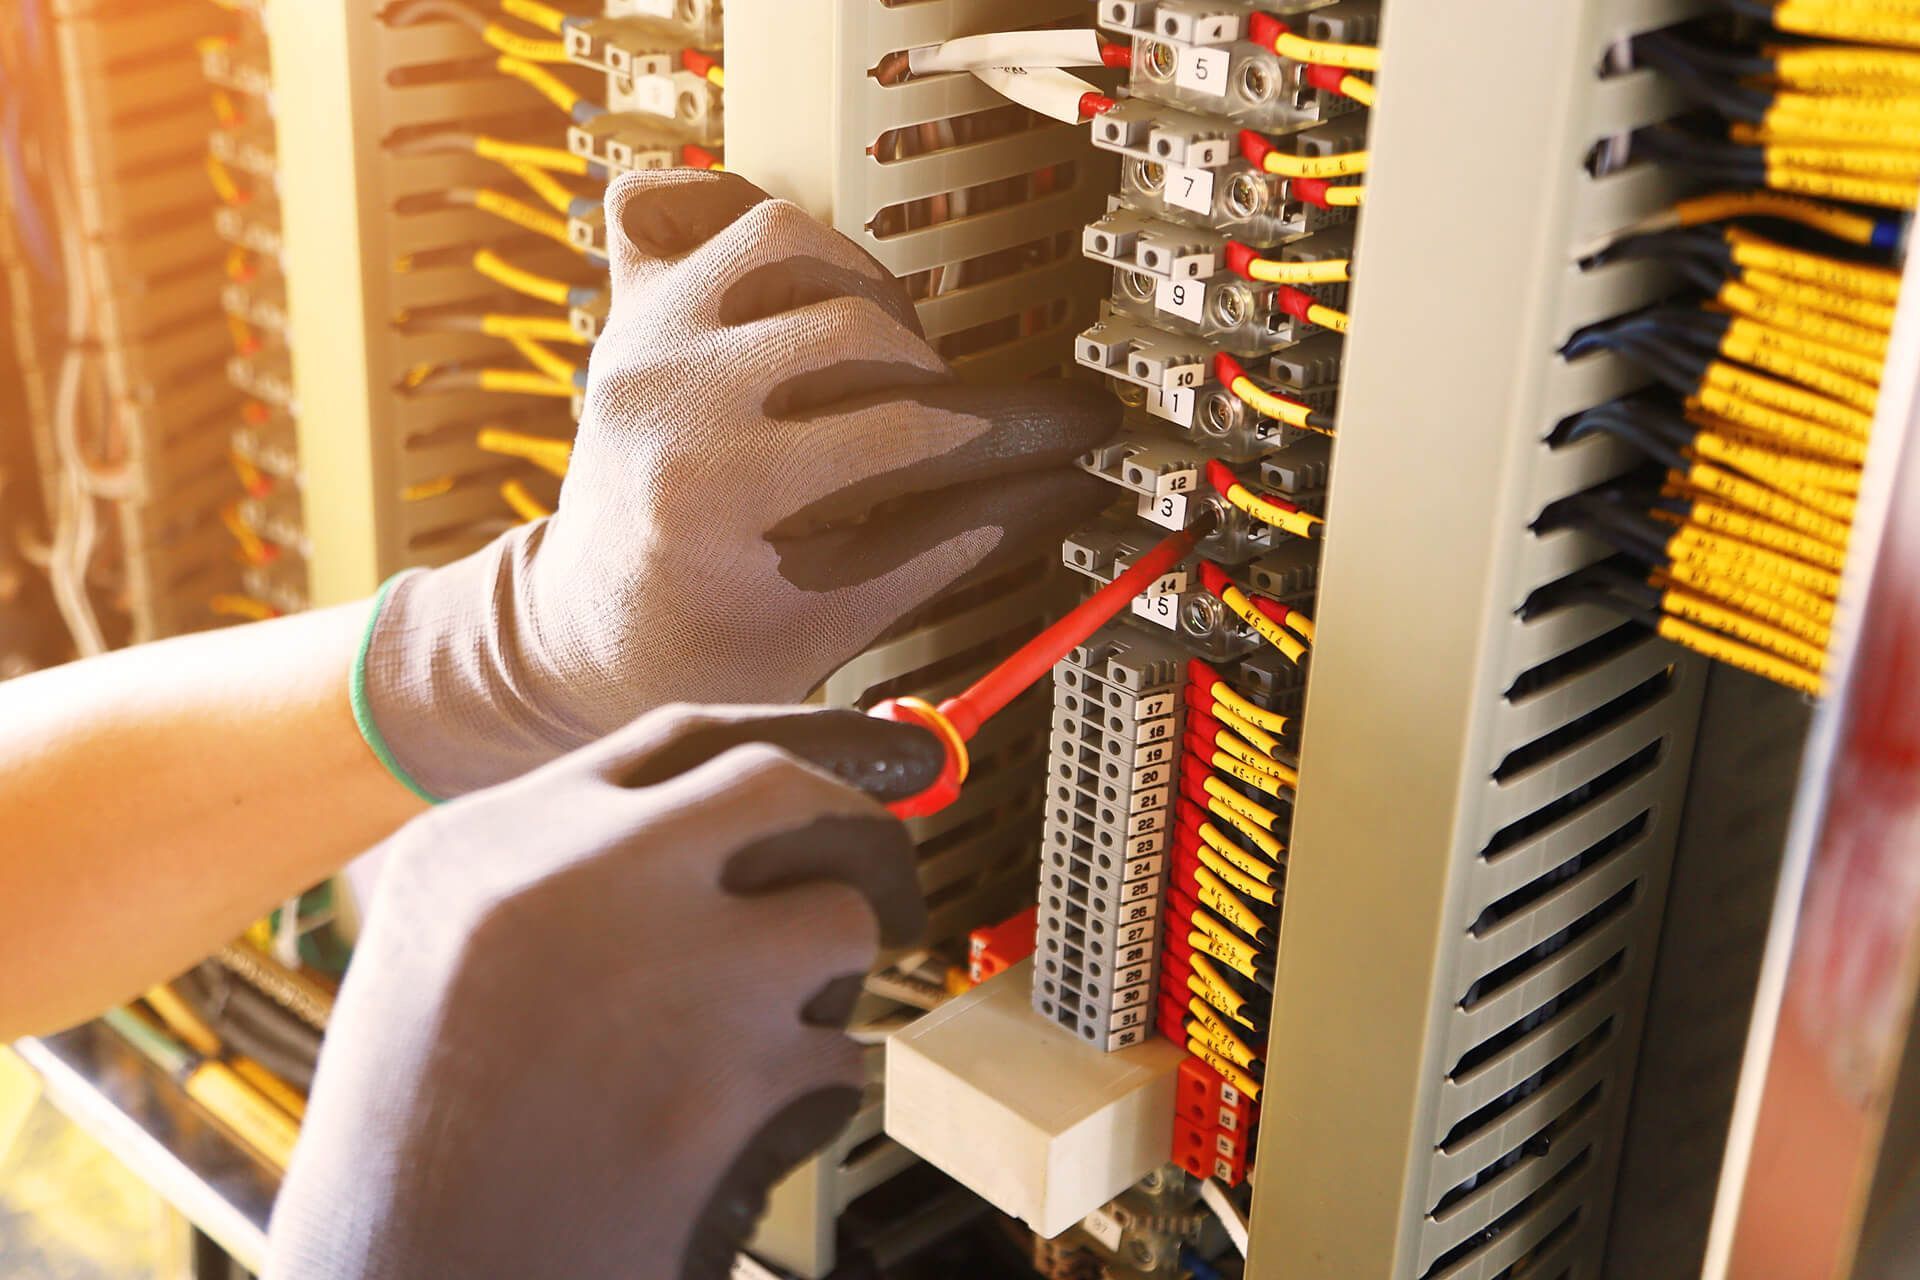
[1081,1208,1125,1253]
[1137,489,1190,530]
[1137,691,1176,719]
[628,74,677,119]
[1175,45,1232,97]
[1155,468,1198,497]
[1165,163,1216,214]
[1146,385,1198,427]
[1156,275,1208,323]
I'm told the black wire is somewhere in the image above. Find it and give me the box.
[1633,34,1771,121]
[173,964,322,1092]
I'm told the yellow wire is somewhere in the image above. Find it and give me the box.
[1241,255,1352,285]
[1700,360,1876,438]
[477,425,573,477]
[1214,580,1312,664]
[1270,31,1381,71]
[504,160,581,215]
[1218,475,1325,540]
[1717,280,1890,361]
[1333,72,1375,106]
[504,331,579,384]
[1718,313,1886,389]
[1723,228,1904,306]
[495,53,583,114]
[479,313,587,345]
[472,188,573,246]
[472,249,574,306]
[1224,373,1331,436]
[1206,680,1292,737]
[499,0,565,33]
[1655,616,1826,696]
[1767,6,1920,52]
[1671,190,1882,245]
[1739,268,1899,334]
[474,135,590,175]
[500,477,555,521]
[1769,44,1920,90]
[476,368,576,397]
[1259,149,1369,179]
[1305,300,1350,333]
[481,22,568,61]
[1321,184,1365,207]
[1762,165,1920,211]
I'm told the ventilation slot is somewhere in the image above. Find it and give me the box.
[1461,885,1636,1011]
[1424,1141,1594,1279]
[1439,1016,1615,1149]
[1453,951,1626,1079]
[1484,1209,1584,1280]
[1472,811,1649,936]
[1506,620,1657,702]
[1481,742,1662,861]
[1493,669,1673,782]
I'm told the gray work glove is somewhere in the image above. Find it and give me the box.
[267,703,943,1280]
[357,169,1116,800]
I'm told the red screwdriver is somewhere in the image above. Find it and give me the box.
[872,513,1216,818]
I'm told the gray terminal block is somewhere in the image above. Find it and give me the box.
[1034,623,1188,1050]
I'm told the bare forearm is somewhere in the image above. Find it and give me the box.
[1,603,424,1036]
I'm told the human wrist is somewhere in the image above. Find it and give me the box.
[352,531,599,799]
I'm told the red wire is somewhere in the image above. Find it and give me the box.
[937,520,1209,741]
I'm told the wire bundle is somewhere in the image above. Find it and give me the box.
[1157,658,1295,1103]
[1548,6,1915,696]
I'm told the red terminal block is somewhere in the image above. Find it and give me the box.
[967,904,1038,984]
[1178,1054,1257,1137]
[1174,1111,1251,1187]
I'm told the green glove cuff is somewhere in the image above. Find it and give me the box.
[350,573,441,805]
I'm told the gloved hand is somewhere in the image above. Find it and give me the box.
[357,169,1116,800]
[267,703,943,1280]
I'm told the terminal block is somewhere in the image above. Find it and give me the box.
[568,204,607,256]
[1077,313,1330,460]
[198,35,271,98]
[222,279,290,342]
[1035,626,1191,1051]
[1091,98,1235,171]
[1097,0,1262,46]
[569,288,610,343]
[1127,34,1358,133]
[228,352,294,413]
[567,113,685,176]
[209,122,281,184]
[214,201,284,261]
[1075,430,1283,561]
[1120,153,1352,243]
[606,0,723,47]
[1108,224,1353,350]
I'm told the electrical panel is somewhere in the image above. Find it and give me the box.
[0,0,273,649]
[3,1,1913,1277]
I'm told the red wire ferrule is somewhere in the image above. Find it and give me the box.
[1222,242,1262,281]
[1248,12,1289,51]
[681,143,722,170]
[1189,658,1227,694]
[680,47,718,78]
[1304,63,1349,95]
[1079,91,1118,119]
[1276,285,1316,322]
[1293,177,1333,208]
[1251,596,1293,627]
[1205,458,1242,499]
[1237,128,1276,171]
[1198,559,1235,600]
[1101,41,1133,68]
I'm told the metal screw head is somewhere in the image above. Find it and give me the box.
[1140,1168,1165,1193]
[1238,58,1276,104]
[1131,159,1167,195]
[1183,593,1225,637]
[1201,390,1239,437]
[1211,284,1253,330]
[1121,270,1157,303]
[1226,170,1267,219]
[1140,39,1177,82]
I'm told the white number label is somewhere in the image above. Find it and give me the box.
[1145,386,1197,427]
[1156,276,1208,323]
[629,74,677,120]
[1137,490,1190,530]
[1176,46,1232,97]
[1081,1208,1125,1253]
[1165,163,1216,214]
[1155,468,1198,497]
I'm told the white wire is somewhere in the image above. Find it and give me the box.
[1200,1177,1250,1256]
[46,172,108,657]
[908,30,1105,75]
[970,65,1104,125]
